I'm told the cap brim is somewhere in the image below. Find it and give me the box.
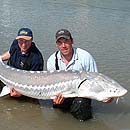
[56,35,70,41]
[16,36,32,40]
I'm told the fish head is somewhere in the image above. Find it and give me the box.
[77,78,128,101]
[77,79,97,99]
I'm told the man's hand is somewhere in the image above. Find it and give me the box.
[0,51,10,61]
[53,93,65,105]
[10,88,22,97]
[102,98,114,103]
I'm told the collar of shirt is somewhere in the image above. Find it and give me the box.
[57,47,78,69]
[18,50,29,57]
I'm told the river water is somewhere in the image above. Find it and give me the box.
[0,0,130,130]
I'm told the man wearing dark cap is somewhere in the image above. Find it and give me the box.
[47,29,97,121]
[47,29,113,121]
[0,28,44,97]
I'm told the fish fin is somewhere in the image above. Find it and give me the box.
[0,86,10,97]
[116,97,119,104]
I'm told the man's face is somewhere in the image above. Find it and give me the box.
[56,37,73,56]
[18,38,32,54]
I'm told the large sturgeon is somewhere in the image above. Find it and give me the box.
[0,57,127,101]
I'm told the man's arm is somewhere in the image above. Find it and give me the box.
[0,51,10,61]
[0,51,21,97]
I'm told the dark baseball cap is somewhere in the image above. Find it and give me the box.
[16,28,33,40]
[55,29,72,41]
